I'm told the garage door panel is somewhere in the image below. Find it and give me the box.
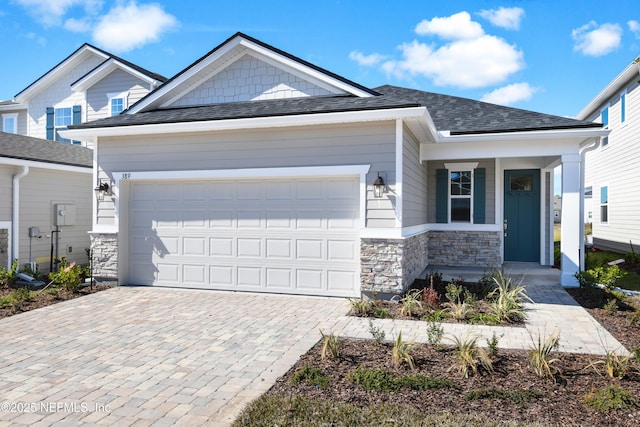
[129,177,360,296]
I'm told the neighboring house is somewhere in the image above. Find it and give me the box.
[0,132,92,272]
[554,195,561,223]
[65,33,606,297]
[578,59,639,254]
[0,43,166,146]
[0,44,165,273]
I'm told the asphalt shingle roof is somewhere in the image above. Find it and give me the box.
[69,85,601,135]
[0,132,92,168]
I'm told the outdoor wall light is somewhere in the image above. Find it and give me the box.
[373,173,385,198]
[94,179,112,200]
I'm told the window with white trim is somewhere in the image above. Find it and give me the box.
[450,170,472,222]
[2,113,17,134]
[108,91,129,116]
[54,107,72,143]
[600,185,608,223]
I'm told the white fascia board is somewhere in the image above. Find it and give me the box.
[577,62,639,120]
[71,59,162,92]
[239,38,373,97]
[0,156,92,174]
[434,127,609,143]
[0,102,25,111]
[60,106,428,140]
[15,46,109,103]
[127,39,243,114]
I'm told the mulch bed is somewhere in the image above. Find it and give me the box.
[0,284,111,320]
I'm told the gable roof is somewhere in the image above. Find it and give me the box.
[126,32,379,114]
[14,43,166,102]
[0,132,92,168]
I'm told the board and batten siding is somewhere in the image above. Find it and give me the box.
[18,169,92,270]
[96,121,398,228]
[27,55,105,140]
[426,159,496,224]
[86,69,154,122]
[402,126,428,228]
[584,79,640,252]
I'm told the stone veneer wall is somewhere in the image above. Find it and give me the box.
[361,232,428,295]
[427,230,501,268]
[90,233,118,279]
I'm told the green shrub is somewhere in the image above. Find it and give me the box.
[583,385,638,412]
[576,265,625,289]
[48,258,83,293]
[347,366,453,392]
[0,260,19,285]
[528,330,560,377]
[426,322,444,348]
[487,269,532,322]
[291,365,330,389]
[368,320,386,345]
[448,332,493,378]
[392,332,415,370]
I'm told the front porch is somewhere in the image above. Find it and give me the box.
[425,262,561,287]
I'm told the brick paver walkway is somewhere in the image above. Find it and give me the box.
[0,282,626,426]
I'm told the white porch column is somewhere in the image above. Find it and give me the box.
[560,154,581,287]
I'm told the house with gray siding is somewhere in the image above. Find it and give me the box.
[578,59,640,254]
[0,132,92,272]
[0,44,165,273]
[65,33,606,297]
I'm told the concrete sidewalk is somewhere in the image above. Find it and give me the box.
[0,282,626,426]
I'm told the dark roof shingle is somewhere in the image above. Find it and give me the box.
[0,132,92,168]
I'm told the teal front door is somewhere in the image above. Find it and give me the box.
[504,169,540,262]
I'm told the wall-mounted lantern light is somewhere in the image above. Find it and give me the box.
[94,179,112,200]
[373,173,385,198]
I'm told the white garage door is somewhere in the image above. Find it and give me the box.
[128,176,360,297]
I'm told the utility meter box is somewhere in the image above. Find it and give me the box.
[54,204,76,226]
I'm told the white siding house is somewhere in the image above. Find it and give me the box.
[65,33,607,296]
[578,60,640,254]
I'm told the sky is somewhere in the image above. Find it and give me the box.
[1,0,639,119]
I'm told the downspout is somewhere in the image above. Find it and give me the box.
[578,138,600,271]
[12,165,29,266]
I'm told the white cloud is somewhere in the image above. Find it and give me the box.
[572,21,622,56]
[480,83,538,106]
[478,7,525,30]
[415,11,484,40]
[64,16,91,32]
[629,20,640,38]
[92,2,177,53]
[348,51,386,66]
[13,0,103,27]
[381,35,524,89]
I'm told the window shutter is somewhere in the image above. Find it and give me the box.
[473,168,486,224]
[45,107,54,140]
[436,169,448,223]
[72,105,81,144]
[72,105,81,124]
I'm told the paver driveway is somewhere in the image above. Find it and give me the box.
[0,287,350,426]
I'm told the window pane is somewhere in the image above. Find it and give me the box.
[601,107,609,127]
[601,206,608,223]
[3,117,15,133]
[510,174,533,191]
[600,186,608,204]
[111,98,124,116]
[621,93,626,123]
[451,198,471,222]
[450,171,471,195]
[54,108,71,127]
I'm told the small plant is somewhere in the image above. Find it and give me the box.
[392,332,415,370]
[348,367,453,392]
[445,282,464,304]
[48,258,83,293]
[448,332,493,378]
[368,320,386,345]
[0,286,34,311]
[394,373,454,391]
[586,349,633,379]
[576,265,625,289]
[443,300,472,321]
[426,322,444,348]
[487,269,532,323]
[420,283,440,309]
[319,330,340,360]
[399,289,423,317]
[528,330,560,377]
[372,306,391,319]
[486,332,502,358]
[468,312,500,326]
[583,385,638,412]
[0,259,19,285]
[348,297,374,317]
[603,298,618,315]
[422,308,449,322]
[290,364,330,389]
